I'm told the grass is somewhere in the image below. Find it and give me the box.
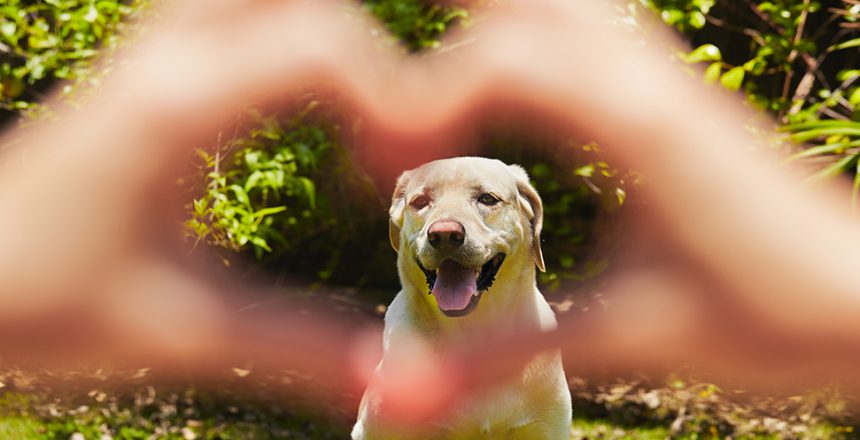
[0,416,43,439]
[2,364,859,439]
[4,412,851,439]
[0,377,353,440]
[1,384,858,439]
[570,417,858,440]
[572,418,671,439]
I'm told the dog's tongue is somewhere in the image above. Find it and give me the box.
[431,259,478,312]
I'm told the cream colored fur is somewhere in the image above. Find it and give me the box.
[352,157,572,440]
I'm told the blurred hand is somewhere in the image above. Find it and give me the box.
[2,0,860,426]
[355,0,860,422]
[0,0,396,385]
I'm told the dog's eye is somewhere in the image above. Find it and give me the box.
[410,195,431,210]
[477,193,500,206]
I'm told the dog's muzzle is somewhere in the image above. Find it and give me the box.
[416,253,505,317]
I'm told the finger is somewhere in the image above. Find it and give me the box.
[108,0,403,146]
[2,253,383,408]
[357,266,707,426]
[350,268,699,426]
[365,333,464,428]
[363,0,671,174]
[99,257,380,388]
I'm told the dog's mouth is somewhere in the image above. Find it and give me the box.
[416,253,505,317]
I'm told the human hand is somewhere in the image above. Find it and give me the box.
[3,0,860,424]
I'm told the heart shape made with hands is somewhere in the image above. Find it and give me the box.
[4,0,840,429]
[2,0,660,414]
[148,0,716,422]
[152,0,860,420]
[126,0,681,179]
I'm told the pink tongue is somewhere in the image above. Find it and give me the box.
[431,259,479,312]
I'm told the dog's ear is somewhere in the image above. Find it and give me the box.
[389,170,411,252]
[509,165,545,272]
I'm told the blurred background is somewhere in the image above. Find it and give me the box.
[1,0,859,438]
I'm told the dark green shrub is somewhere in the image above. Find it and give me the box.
[183,102,389,285]
[648,0,860,202]
[362,0,468,51]
[0,0,148,122]
[186,107,335,260]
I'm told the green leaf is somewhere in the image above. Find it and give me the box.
[574,164,595,177]
[704,62,721,84]
[661,9,684,25]
[688,11,706,29]
[0,21,16,38]
[298,177,316,209]
[832,38,860,52]
[837,69,860,82]
[83,5,99,23]
[788,126,860,143]
[720,66,745,91]
[193,198,208,216]
[807,154,859,182]
[783,119,860,131]
[249,236,273,252]
[229,184,250,207]
[781,141,860,164]
[615,188,626,206]
[743,57,767,75]
[849,88,860,107]
[244,170,263,193]
[253,206,287,221]
[681,44,721,64]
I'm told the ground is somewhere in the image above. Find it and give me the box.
[1,287,858,439]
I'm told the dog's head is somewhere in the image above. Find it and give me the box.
[389,157,545,317]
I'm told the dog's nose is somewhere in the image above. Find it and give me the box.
[428,220,465,249]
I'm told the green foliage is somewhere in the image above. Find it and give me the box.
[361,0,468,51]
[186,107,333,260]
[782,119,860,206]
[0,368,351,439]
[184,101,390,285]
[641,0,714,32]
[460,129,633,291]
[570,377,857,439]
[526,143,630,290]
[651,0,858,114]
[2,367,857,439]
[0,0,147,121]
[645,0,860,203]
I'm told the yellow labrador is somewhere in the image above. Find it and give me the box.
[353,157,572,439]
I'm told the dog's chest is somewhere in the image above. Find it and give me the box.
[440,355,564,437]
[449,384,537,435]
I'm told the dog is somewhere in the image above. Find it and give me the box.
[352,157,572,439]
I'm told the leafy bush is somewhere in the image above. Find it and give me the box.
[641,0,714,32]
[186,108,334,260]
[479,135,631,291]
[782,119,860,208]
[362,0,468,51]
[0,0,148,122]
[183,102,389,285]
[647,0,860,202]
